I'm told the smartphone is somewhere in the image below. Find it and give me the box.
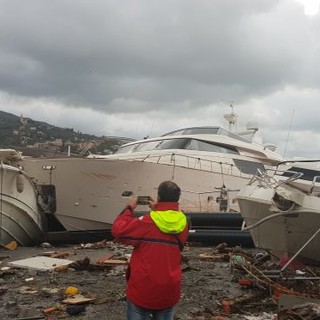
[137,196,151,205]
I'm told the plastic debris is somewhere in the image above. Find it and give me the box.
[4,241,17,251]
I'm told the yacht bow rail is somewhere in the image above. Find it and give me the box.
[248,167,320,195]
[137,152,251,179]
[248,168,304,189]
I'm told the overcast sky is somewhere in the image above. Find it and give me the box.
[1,0,320,159]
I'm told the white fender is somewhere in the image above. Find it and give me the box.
[16,173,24,193]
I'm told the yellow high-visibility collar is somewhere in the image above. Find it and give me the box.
[150,210,187,234]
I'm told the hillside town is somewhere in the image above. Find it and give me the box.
[0,111,133,156]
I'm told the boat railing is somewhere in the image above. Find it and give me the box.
[274,170,304,189]
[248,169,278,187]
[249,168,320,196]
[309,176,320,194]
[139,152,250,179]
[248,168,304,188]
[272,168,320,194]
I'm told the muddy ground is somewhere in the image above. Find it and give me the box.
[0,240,318,320]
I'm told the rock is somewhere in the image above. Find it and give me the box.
[66,304,86,315]
[0,285,8,295]
[40,242,53,248]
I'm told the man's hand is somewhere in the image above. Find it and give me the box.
[126,197,138,211]
[126,196,157,211]
[148,197,157,211]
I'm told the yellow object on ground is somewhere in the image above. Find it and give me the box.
[65,286,79,296]
[4,241,17,250]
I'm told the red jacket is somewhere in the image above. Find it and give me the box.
[111,202,189,310]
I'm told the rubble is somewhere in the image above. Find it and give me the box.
[0,240,319,319]
[278,303,320,319]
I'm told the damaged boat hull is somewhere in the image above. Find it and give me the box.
[0,163,46,246]
[237,184,320,262]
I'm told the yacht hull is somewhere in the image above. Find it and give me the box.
[21,157,252,231]
[237,185,320,262]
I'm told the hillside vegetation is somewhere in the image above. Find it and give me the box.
[0,110,133,156]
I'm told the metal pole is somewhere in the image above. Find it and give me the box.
[281,226,320,272]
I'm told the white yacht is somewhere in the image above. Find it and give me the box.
[19,109,284,232]
[237,161,320,263]
[0,149,47,246]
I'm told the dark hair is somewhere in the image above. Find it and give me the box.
[157,181,181,202]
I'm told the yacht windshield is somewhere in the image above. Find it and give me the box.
[114,144,137,154]
[162,126,249,143]
[233,159,265,174]
[186,139,238,154]
[154,139,190,150]
[163,127,220,136]
[115,138,238,155]
[164,127,220,136]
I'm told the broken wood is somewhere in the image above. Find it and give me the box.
[62,296,96,305]
[36,251,56,257]
[53,264,69,272]
[42,306,61,314]
[51,252,70,259]
[229,293,258,306]
[199,253,229,261]
[95,253,114,264]
[99,259,128,265]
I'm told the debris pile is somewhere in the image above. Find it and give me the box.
[0,239,130,319]
[0,240,319,319]
[278,303,320,320]
[194,242,320,319]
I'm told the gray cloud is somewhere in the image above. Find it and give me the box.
[0,0,320,158]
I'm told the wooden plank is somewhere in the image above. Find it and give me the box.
[99,259,128,265]
[95,253,114,264]
[62,297,95,305]
[199,253,229,260]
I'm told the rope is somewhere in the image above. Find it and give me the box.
[242,263,307,297]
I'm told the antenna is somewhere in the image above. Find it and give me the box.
[223,102,238,131]
[283,109,295,159]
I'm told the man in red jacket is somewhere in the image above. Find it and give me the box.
[112,181,189,320]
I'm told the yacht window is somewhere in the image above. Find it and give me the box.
[233,159,265,174]
[133,141,160,152]
[116,138,239,154]
[281,167,319,182]
[187,139,238,154]
[163,129,184,136]
[154,138,238,154]
[163,127,220,136]
[114,144,137,154]
[218,128,249,143]
[182,128,220,135]
[155,138,190,150]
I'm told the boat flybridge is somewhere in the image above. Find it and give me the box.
[20,109,284,232]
